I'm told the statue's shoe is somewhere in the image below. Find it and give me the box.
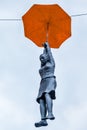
[46,114,55,120]
[35,120,48,127]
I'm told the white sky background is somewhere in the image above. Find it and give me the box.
[0,0,87,130]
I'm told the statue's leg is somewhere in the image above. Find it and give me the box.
[40,99,47,120]
[45,93,55,120]
[34,99,48,127]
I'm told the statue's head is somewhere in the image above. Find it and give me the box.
[39,53,49,65]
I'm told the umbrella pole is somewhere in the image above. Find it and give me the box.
[46,33,48,42]
[46,22,49,42]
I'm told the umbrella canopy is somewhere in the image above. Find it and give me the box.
[22,4,71,48]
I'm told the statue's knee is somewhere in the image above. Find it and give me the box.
[45,93,50,98]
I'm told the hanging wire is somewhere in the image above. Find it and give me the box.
[0,13,87,21]
[0,19,21,21]
[71,13,87,17]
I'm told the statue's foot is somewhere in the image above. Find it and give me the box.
[46,114,55,120]
[35,120,48,127]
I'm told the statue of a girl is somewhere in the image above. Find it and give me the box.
[35,42,57,127]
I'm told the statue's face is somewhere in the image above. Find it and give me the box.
[40,54,49,65]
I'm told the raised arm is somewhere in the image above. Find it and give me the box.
[43,42,55,66]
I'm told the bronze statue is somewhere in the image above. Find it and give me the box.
[35,42,57,127]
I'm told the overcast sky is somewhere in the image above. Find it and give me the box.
[0,0,87,130]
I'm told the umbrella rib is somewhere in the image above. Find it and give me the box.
[35,6,47,21]
[49,33,70,48]
[49,24,71,35]
[27,26,45,35]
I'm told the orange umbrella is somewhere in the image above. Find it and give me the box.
[22,4,71,48]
